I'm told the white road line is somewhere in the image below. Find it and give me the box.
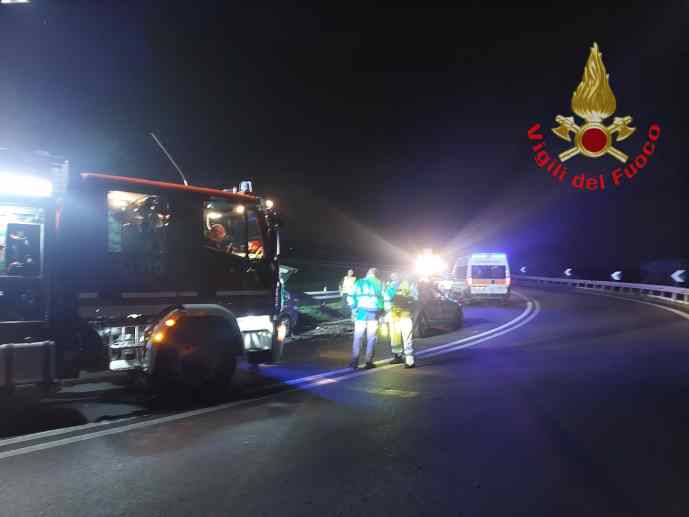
[0,417,138,448]
[575,288,689,321]
[0,292,537,460]
[419,298,541,359]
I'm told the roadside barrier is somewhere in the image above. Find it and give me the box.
[517,275,689,306]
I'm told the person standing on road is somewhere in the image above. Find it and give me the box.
[340,268,357,318]
[385,275,419,368]
[350,268,384,370]
[383,271,400,352]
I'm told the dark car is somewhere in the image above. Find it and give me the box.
[414,281,464,338]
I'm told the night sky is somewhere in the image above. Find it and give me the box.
[1,3,687,274]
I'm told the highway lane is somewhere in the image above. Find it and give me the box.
[0,294,526,439]
[2,287,689,516]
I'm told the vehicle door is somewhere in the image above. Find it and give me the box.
[0,200,51,325]
[200,197,275,315]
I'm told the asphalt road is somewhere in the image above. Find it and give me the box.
[2,287,689,517]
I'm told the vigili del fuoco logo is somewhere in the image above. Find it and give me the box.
[527,43,661,191]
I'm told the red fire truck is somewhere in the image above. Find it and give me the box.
[0,149,288,394]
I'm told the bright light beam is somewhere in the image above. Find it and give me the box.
[0,172,52,197]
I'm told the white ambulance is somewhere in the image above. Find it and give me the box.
[451,252,511,302]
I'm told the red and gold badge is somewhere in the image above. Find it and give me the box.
[551,42,635,163]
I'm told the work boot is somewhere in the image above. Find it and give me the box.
[404,356,415,369]
[349,360,358,370]
[391,354,404,364]
[365,362,376,370]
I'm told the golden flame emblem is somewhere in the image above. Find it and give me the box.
[552,43,635,163]
[571,43,616,122]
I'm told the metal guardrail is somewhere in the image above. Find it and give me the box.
[284,258,402,271]
[517,275,689,305]
[303,290,342,301]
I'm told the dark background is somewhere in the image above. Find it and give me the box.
[1,3,687,277]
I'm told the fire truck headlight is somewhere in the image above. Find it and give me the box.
[0,173,53,198]
[236,315,273,333]
[265,199,275,210]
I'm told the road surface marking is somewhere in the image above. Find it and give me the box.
[0,292,536,460]
[362,388,419,398]
[0,417,139,448]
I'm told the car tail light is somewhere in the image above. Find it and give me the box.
[467,277,473,286]
[506,277,511,286]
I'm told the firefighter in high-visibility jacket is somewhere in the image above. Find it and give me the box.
[339,269,357,319]
[384,276,419,368]
[349,268,384,370]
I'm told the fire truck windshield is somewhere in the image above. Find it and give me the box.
[204,199,265,261]
[0,203,44,277]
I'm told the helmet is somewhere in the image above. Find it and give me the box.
[208,224,227,242]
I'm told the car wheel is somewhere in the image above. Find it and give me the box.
[415,312,429,338]
[455,307,464,330]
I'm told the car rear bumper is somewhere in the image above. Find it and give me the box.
[468,287,511,299]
